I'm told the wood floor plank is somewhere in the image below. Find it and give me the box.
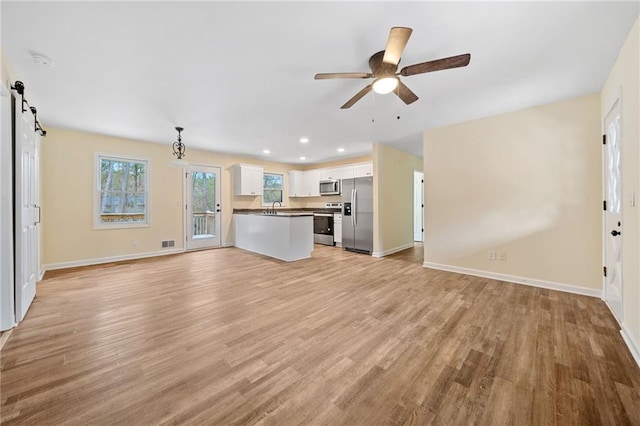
[1,244,639,425]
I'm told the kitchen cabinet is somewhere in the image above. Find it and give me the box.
[288,170,305,197]
[317,168,333,181]
[353,161,373,178]
[319,166,354,180]
[288,160,371,198]
[234,164,264,196]
[304,169,321,197]
[333,165,354,180]
[289,169,320,197]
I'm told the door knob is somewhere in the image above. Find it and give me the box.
[611,230,621,236]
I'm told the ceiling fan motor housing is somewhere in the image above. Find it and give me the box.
[369,51,398,77]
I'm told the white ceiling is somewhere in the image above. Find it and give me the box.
[2,1,638,165]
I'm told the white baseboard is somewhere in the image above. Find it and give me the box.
[621,323,640,368]
[372,242,415,258]
[222,242,235,248]
[422,262,601,298]
[44,248,184,272]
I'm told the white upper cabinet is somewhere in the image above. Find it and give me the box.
[332,165,354,180]
[353,161,373,178]
[288,170,305,197]
[234,164,264,196]
[304,169,321,197]
[317,168,333,181]
[289,169,320,197]
[287,160,372,197]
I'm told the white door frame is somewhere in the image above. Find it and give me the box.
[0,82,15,330]
[602,97,623,323]
[184,164,222,251]
[414,170,424,242]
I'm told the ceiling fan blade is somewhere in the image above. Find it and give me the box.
[382,27,413,66]
[400,53,471,77]
[315,72,373,80]
[395,81,419,105]
[341,85,373,109]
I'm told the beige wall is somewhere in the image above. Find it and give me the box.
[423,94,602,290]
[373,143,422,255]
[1,46,17,89]
[41,127,371,266]
[601,17,640,352]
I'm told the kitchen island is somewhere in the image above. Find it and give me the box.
[233,213,314,261]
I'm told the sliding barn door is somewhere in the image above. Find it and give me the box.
[14,99,40,322]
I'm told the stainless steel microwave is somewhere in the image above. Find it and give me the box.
[319,179,340,196]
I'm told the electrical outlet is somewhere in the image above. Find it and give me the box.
[499,252,507,261]
[488,250,496,260]
[131,239,138,247]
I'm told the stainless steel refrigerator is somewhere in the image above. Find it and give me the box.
[341,176,373,254]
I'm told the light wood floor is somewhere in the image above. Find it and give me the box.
[1,244,639,425]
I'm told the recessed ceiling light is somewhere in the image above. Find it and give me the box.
[337,148,345,153]
[262,149,270,154]
[299,156,306,161]
[300,137,309,144]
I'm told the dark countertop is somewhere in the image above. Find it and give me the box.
[233,208,342,215]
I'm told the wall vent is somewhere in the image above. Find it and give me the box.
[161,240,175,248]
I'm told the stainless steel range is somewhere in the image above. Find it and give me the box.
[313,203,342,246]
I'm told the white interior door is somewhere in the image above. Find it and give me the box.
[14,99,40,322]
[414,171,424,242]
[603,100,623,322]
[186,165,221,250]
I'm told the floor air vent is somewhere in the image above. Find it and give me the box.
[161,240,175,248]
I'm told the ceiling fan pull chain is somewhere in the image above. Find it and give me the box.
[371,90,376,123]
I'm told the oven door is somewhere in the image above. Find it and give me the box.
[313,213,334,245]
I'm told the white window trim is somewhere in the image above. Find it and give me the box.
[261,172,285,207]
[94,152,151,230]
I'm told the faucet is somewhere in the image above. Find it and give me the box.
[271,201,282,214]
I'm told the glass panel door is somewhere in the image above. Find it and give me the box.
[603,100,623,322]
[186,165,221,250]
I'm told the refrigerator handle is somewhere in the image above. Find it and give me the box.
[351,188,355,227]
[353,188,357,227]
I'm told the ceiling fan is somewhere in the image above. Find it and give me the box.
[314,27,471,109]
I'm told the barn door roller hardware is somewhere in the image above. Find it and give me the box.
[10,80,47,137]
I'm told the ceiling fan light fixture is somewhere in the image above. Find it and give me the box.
[372,76,398,94]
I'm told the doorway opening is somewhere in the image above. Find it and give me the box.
[414,170,424,242]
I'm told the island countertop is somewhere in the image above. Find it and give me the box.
[233,211,313,217]
[233,213,313,261]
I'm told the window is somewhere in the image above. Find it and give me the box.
[262,173,283,205]
[96,154,149,227]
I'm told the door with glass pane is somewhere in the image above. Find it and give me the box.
[186,166,221,250]
[603,100,623,322]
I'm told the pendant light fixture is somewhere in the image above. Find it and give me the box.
[168,126,189,168]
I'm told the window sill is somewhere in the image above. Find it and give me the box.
[93,223,151,230]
